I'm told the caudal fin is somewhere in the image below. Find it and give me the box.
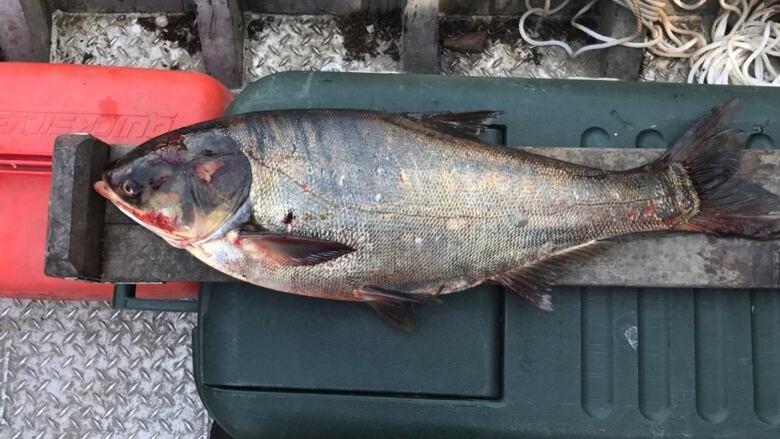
[668,99,780,240]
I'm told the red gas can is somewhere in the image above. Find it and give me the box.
[0,63,233,299]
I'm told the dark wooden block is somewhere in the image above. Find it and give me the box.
[402,0,439,74]
[194,0,243,88]
[45,135,109,281]
[0,0,50,61]
[598,1,647,81]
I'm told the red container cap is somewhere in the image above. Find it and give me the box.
[0,63,233,300]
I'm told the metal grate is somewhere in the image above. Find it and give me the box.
[0,299,209,438]
[243,13,401,83]
[439,16,602,79]
[51,11,204,71]
[638,16,705,83]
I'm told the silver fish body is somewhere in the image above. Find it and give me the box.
[189,110,692,299]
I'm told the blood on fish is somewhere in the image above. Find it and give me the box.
[642,200,657,217]
[158,134,188,162]
[282,210,295,225]
[137,211,177,232]
[627,208,639,221]
[226,230,241,246]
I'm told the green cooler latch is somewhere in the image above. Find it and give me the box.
[112,284,199,313]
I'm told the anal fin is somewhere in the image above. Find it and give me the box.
[494,240,611,311]
[355,287,441,333]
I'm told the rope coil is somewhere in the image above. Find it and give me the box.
[688,0,780,85]
[517,0,780,85]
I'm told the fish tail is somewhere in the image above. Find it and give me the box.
[665,99,780,240]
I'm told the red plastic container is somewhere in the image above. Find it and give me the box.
[0,63,233,299]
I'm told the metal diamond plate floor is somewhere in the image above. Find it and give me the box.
[243,13,401,83]
[51,11,204,71]
[439,16,602,78]
[0,300,208,438]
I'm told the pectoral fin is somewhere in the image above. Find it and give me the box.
[230,230,355,266]
[355,287,441,333]
[495,240,611,311]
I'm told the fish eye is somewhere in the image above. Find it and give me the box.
[201,149,215,157]
[121,179,141,197]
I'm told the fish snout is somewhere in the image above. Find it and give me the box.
[93,180,112,199]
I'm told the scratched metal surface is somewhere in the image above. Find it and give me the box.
[638,16,705,83]
[439,15,700,83]
[439,16,602,79]
[51,11,204,71]
[0,299,209,438]
[243,13,401,84]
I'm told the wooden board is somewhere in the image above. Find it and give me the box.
[45,134,780,288]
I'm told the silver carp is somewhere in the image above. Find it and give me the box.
[95,101,780,331]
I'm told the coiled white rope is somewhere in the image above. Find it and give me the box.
[518,0,780,85]
[688,0,780,85]
[518,0,705,58]
[672,0,708,10]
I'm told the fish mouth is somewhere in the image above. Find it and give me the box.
[93,180,188,248]
[93,180,113,200]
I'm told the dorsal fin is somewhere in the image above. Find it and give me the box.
[403,111,502,141]
[494,240,611,311]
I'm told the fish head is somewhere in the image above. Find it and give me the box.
[94,127,251,248]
